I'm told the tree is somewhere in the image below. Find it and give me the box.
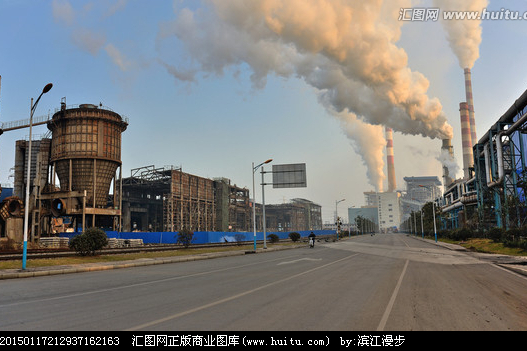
[289,232,301,242]
[176,227,194,248]
[69,227,108,256]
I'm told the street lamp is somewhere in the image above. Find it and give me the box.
[335,199,345,240]
[420,207,424,238]
[23,83,53,270]
[252,159,272,251]
[419,185,437,242]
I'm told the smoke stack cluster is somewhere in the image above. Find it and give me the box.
[459,102,473,179]
[385,127,396,192]
[464,68,477,146]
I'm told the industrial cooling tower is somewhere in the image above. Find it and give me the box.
[47,103,128,208]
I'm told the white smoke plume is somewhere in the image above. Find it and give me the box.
[158,0,454,190]
[330,109,386,192]
[434,0,488,69]
[436,148,459,180]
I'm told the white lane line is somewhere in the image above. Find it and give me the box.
[277,258,322,265]
[0,255,299,308]
[127,253,359,331]
[377,259,409,331]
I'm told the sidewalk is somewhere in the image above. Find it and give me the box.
[411,235,527,277]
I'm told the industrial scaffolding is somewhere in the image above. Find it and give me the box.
[164,169,215,232]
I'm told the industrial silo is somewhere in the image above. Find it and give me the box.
[47,102,127,227]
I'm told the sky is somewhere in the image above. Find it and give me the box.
[1,0,527,224]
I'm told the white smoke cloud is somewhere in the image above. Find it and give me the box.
[52,0,75,26]
[105,43,132,72]
[157,0,454,190]
[71,28,106,55]
[332,110,386,192]
[434,0,488,69]
[436,148,459,180]
[52,0,133,71]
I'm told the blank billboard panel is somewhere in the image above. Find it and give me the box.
[272,163,306,188]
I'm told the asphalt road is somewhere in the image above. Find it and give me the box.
[1,234,526,331]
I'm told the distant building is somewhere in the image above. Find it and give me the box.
[401,176,441,221]
[403,176,441,204]
[363,191,378,207]
[265,198,322,232]
[377,192,402,231]
[121,165,321,233]
[348,206,378,232]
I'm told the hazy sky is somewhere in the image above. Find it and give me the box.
[1,0,527,224]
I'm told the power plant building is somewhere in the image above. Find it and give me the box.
[122,167,322,233]
[121,166,250,233]
[1,102,128,242]
[377,191,402,231]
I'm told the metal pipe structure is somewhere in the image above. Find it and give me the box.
[385,127,396,192]
[483,110,527,188]
[459,102,473,180]
[464,68,477,147]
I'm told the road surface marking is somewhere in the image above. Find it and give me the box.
[277,258,322,265]
[377,259,409,331]
[126,253,359,331]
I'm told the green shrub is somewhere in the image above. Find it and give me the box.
[288,232,301,242]
[176,227,194,248]
[267,233,279,243]
[488,227,504,243]
[450,227,473,241]
[69,227,108,256]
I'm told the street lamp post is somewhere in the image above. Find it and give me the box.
[23,83,53,270]
[420,207,424,238]
[335,199,345,240]
[252,159,272,251]
[419,185,437,242]
[413,211,417,236]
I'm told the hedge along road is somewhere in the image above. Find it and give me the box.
[0,234,527,331]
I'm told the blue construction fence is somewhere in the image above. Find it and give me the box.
[59,229,335,245]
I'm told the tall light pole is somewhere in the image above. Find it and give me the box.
[335,199,345,240]
[252,159,272,251]
[420,206,424,238]
[419,185,437,242]
[23,83,53,270]
[413,211,417,236]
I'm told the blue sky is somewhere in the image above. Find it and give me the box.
[1,0,527,224]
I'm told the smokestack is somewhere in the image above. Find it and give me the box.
[464,68,477,146]
[385,127,396,192]
[459,102,473,180]
[441,138,454,190]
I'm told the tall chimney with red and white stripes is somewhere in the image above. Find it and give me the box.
[459,102,473,179]
[385,127,396,192]
[464,68,477,146]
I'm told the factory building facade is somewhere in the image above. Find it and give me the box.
[121,165,322,233]
[440,87,527,230]
[121,166,251,233]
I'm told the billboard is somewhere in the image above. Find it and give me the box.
[272,163,307,188]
